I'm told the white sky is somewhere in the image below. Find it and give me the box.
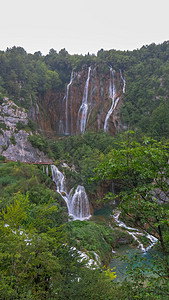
[0,0,169,55]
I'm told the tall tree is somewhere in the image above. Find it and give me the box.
[93,131,169,297]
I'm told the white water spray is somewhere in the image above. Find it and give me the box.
[65,71,74,135]
[69,185,91,220]
[113,211,158,252]
[59,120,65,135]
[51,165,91,220]
[46,165,48,176]
[77,66,91,133]
[120,69,126,94]
[104,68,119,132]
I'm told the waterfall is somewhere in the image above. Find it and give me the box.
[120,70,126,93]
[104,68,119,132]
[51,165,91,220]
[46,165,48,176]
[51,165,67,193]
[69,185,91,220]
[59,120,65,135]
[65,71,74,135]
[51,165,69,208]
[36,102,39,114]
[113,211,158,252]
[77,66,91,134]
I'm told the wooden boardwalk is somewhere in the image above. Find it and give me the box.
[0,160,53,165]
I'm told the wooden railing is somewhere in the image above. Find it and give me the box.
[0,160,53,165]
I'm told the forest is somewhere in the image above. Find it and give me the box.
[0,42,169,299]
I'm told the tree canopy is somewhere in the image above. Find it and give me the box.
[93,131,169,297]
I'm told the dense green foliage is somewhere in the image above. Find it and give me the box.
[1,133,169,298]
[0,163,119,299]
[28,131,115,197]
[67,220,133,265]
[94,131,169,298]
[1,40,169,298]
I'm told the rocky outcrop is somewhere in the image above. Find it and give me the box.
[32,66,125,137]
[0,99,52,163]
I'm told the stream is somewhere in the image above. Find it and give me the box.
[111,211,158,281]
[92,207,159,281]
[47,164,159,280]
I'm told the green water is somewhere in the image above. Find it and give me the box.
[92,207,160,282]
[110,245,159,282]
[90,208,113,224]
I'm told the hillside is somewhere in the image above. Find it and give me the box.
[0,42,169,299]
[0,42,169,139]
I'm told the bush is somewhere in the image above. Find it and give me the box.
[28,134,48,154]
[0,155,5,161]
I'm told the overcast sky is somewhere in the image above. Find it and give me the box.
[1,0,169,55]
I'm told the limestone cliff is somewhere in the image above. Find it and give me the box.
[32,66,125,137]
[0,99,52,163]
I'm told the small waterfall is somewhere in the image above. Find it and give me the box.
[51,165,91,220]
[59,119,65,135]
[51,165,67,193]
[77,66,91,134]
[104,68,118,132]
[51,164,69,207]
[120,69,126,93]
[69,185,91,220]
[36,102,39,114]
[113,211,158,252]
[46,165,48,176]
[65,71,74,135]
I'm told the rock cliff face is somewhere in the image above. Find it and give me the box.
[0,99,52,163]
[32,66,125,137]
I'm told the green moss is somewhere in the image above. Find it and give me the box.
[67,220,134,265]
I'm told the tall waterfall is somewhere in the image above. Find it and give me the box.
[65,71,74,135]
[104,68,119,132]
[51,165,91,220]
[77,66,91,134]
[120,69,126,93]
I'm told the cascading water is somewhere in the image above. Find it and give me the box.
[113,211,158,252]
[51,165,91,220]
[59,118,65,134]
[51,165,67,192]
[51,164,69,207]
[46,165,48,176]
[77,66,91,134]
[69,185,91,220]
[65,71,74,135]
[104,68,119,132]
[120,69,126,93]
[104,68,126,132]
[36,102,39,114]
